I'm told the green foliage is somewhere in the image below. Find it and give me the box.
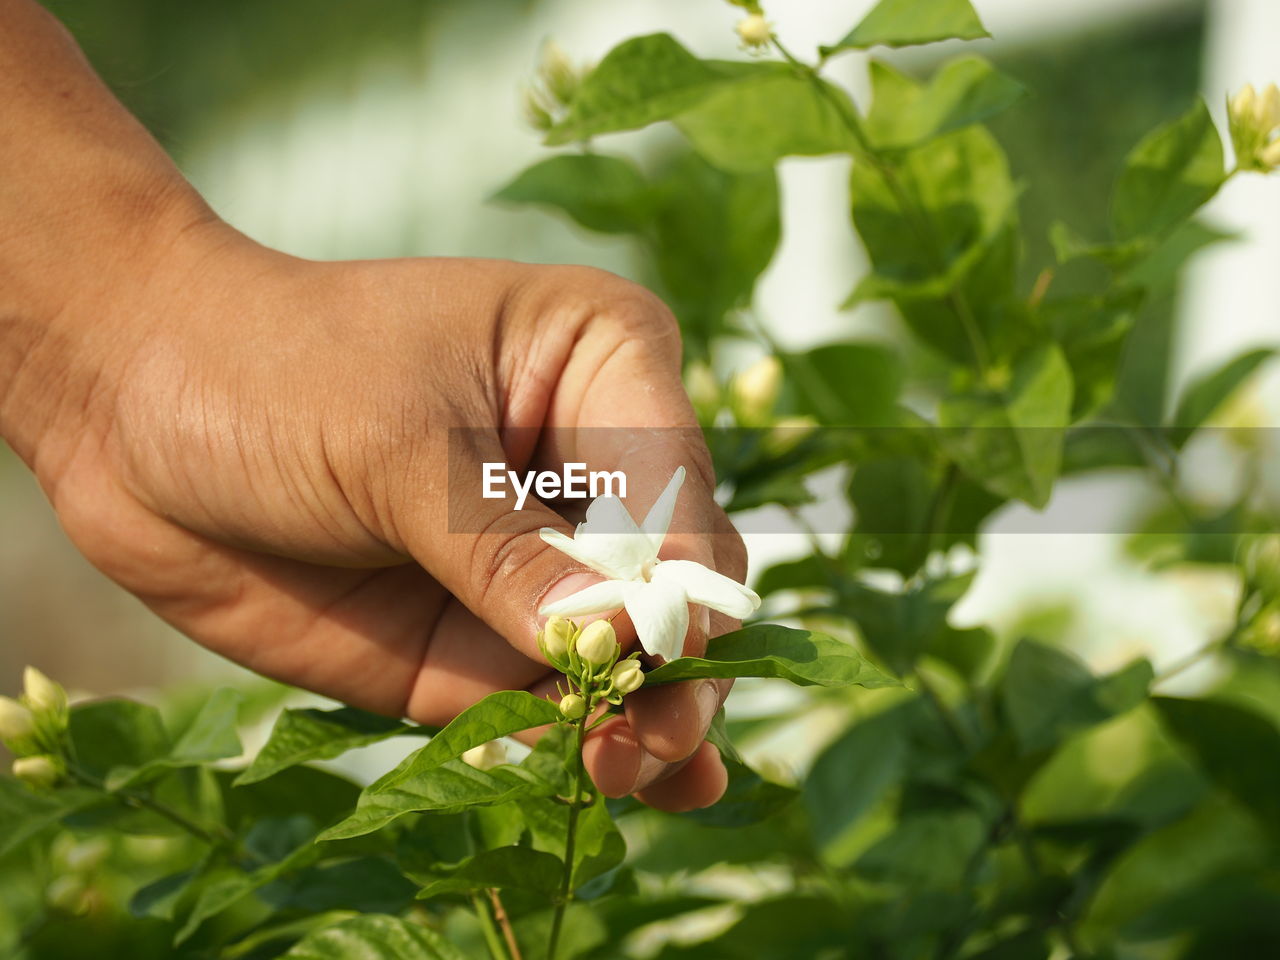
[7,4,1280,959]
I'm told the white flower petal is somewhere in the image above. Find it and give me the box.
[652,560,760,619]
[538,528,626,579]
[640,466,685,552]
[578,493,642,537]
[569,495,655,579]
[624,579,689,663]
[539,579,628,617]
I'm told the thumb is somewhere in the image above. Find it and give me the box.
[396,426,599,661]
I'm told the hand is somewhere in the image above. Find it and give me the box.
[11,216,744,811]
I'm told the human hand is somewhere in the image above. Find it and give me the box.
[7,217,745,811]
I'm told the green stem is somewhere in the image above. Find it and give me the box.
[771,35,991,374]
[67,764,235,850]
[472,892,512,960]
[546,717,588,960]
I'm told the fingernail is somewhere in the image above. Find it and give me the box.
[538,573,605,618]
[695,679,720,731]
[630,749,668,794]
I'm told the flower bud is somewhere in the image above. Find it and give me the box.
[1230,83,1257,125]
[23,666,67,716]
[684,361,721,417]
[610,659,644,696]
[733,356,782,424]
[462,740,507,771]
[1261,138,1280,170]
[1255,83,1280,131]
[559,693,586,721]
[576,620,618,666]
[0,696,35,743]
[13,755,59,789]
[541,616,575,663]
[539,40,579,108]
[736,14,771,47]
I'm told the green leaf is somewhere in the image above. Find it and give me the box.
[319,691,563,840]
[865,57,1025,152]
[787,342,903,426]
[1001,640,1153,754]
[805,705,910,859]
[545,34,759,145]
[1048,220,1150,270]
[848,124,1019,364]
[823,0,989,55]
[1043,289,1143,420]
[223,765,361,831]
[1167,348,1274,447]
[842,573,974,676]
[674,68,857,172]
[282,914,466,960]
[1112,99,1225,242]
[645,625,896,688]
[236,706,418,786]
[938,344,1073,508]
[649,151,780,350]
[492,154,651,233]
[107,688,245,790]
[857,807,988,887]
[523,794,626,888]
[415,846,564,900]
[1153,697,1280,842]
[68,699,170,780]
[0,777,102,858]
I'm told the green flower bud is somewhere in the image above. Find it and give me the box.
[462,740,507,771]
[559,693,586,721]
[540,616,575,664]
[732,355,781,424]
[0,696,35,743]
[610,659,644,696]
[13,755,59,789]
[23,666,67,716]
[576,620,618,666]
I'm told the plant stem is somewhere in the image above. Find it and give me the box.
[771,35,992,375]
[488,888,523,960]
[472,892,512,960]
[546,716,588,960]
[67,764,234,850]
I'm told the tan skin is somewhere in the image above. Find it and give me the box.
[0,0,743,811]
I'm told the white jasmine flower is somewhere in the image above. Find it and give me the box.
[461,740,507,771]
[538,467,760,662]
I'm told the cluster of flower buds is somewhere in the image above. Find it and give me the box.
[537,616,645,722]
[0,667,70,789]
[1228,83,1280,173]
[522,40,586,133]
[725,2,770,49]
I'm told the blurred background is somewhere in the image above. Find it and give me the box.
[3,0,1278,732]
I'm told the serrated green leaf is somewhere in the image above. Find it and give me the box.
[319,692,562,840]
[674,68,857,172]
[1168,348,1274,447]
[938,344,1073,507]
[415,845,564,900]
[823,0,989,55]
[1001,640,1152,754]
[865,57,1025,151]
[281,914,466,960]
[492,153,651,233]
[236,706,418,786]
[545,34,762,145]
[645,625,895,688]
[1112,99,1225,242]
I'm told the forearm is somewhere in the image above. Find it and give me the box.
[0,0,216,472]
